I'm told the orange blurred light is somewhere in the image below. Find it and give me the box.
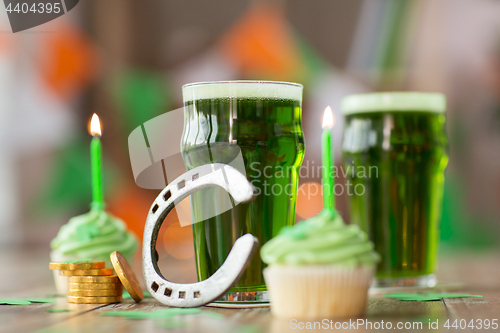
[219,2,304,81]
[296,182,323,219]
[40,23,99,99]
[163,223,194,260]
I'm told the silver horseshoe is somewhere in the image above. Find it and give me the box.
[142,163,258,307]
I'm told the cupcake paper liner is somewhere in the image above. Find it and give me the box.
[264,265,373,319]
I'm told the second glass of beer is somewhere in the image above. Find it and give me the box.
[341,92,448,287]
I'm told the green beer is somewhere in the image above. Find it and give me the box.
[181,81,304,300]
[341,92,448,287]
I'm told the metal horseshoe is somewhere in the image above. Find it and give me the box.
[142,163,258,307]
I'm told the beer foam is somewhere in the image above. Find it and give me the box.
[341,92,446,115]
[182,81,303,102]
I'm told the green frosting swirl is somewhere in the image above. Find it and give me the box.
[50,209,138,261]
[260,210,380,266]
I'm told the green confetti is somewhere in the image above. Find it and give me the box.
[384,293,413,298]
[101,310,168,319]
[122,290,151,299]
[399,297,441,301]
[0,298,58,305]
[155,308,202,316]
[46,309,74,313]
[0,299,32,305]
[101,311,152,319]
[384,293,483,301]
[27,298,57,303]
[102,308,202,319]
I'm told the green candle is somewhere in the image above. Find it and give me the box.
[322,106,335,211]
[90,113,104,210]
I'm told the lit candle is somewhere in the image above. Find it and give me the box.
[322,106,335,211]
[89,113,104,210]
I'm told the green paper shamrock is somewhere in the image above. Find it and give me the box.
[0,299,32,305]
[27,298,57,303]
[46,309,74,313]
[122,290,151,300]
[384,292,483,301]
[101,308,204,319]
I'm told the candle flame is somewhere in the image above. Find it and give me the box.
[322,106,335,129]
[90,113,102,137]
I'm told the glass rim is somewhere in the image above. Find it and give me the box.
[182,80,303,102]
[341,92,446,115]
[182,80,303,89]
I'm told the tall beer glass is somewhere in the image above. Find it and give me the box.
[181,81,304,302]
[341,92,448,287]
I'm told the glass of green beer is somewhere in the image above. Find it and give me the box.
[341,92,448,287]
[181,81,304,302]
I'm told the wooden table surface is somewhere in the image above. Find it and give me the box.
[0,247,499,333]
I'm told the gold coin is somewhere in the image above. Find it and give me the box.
[49,261,105,271]
[59,268,114,276]
[67,295,122,304]
[67,282,122,290]
[110,251,144,302]
[68,289,123,297]
[68,275,120,283]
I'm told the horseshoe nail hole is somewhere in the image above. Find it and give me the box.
[164,288,172,297]
[152,204,159,214]
[193,291,200,298]
[151,282,159,292]
[163,190,171,201]
[178,291,186,299]
[177,180,186,190]
[192,173,199,181]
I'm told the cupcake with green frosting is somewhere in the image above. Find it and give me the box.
[261,209,380,319]
[50,209,138,294]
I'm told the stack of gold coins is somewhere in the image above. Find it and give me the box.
[67,275,123,303]
[49,261,123,304]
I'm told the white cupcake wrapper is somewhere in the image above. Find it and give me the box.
[264,265,374,319]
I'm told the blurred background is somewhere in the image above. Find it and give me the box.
[0,0,499,282]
